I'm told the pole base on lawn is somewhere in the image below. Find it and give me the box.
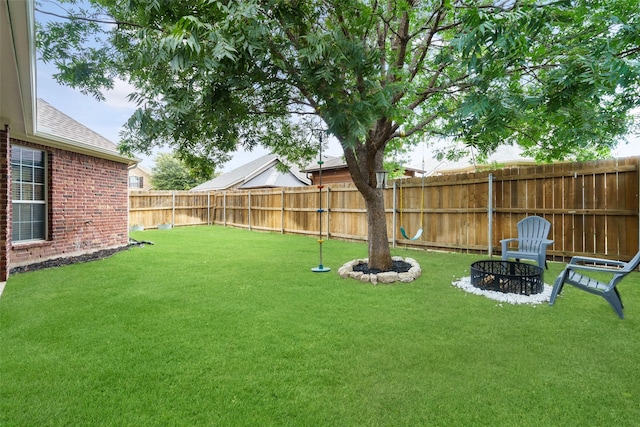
[312,265,331,273]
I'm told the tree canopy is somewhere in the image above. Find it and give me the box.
[37,0,640,269]
[150,152,214,190]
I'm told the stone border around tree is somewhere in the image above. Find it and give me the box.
[338,256,422,284]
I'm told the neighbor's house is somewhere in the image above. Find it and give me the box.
[421,145,537,176]
[1,1,136,281]
[128,164,153,191]
[191,153,310,191]
[195,153,423,191]
[303,156,423,185]
[303,149,535,184]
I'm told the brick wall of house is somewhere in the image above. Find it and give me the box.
[0,125,10,281]
[10,138,130,268]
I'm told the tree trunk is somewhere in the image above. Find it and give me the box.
[340,134,393,272]
[365,188,393,271]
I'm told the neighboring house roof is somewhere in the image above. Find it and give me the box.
[301,143,535,176]
[132,164,153,176]
[302,156,347,172]
[191,153,310,191]
[421,144,536,175]
[302,155,425,174]
[239,164,308,189]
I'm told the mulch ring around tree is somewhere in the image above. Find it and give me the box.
[352,260,412,275]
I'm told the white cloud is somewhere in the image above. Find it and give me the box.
[103,78,137,111]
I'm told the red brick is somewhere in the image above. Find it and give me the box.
[8,138,129,270]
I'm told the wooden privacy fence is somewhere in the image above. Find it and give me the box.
[129,191,212,227]
[129,156,640,262]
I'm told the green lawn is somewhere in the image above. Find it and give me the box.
[1,226,639,426]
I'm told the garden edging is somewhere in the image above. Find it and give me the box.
[338,256,422,284]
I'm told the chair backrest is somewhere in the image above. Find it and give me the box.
[517,216,551,251]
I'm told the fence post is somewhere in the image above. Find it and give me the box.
[248,191,252,231]
[223,192,227,227]
[488,173,493,257]
[215,193,219,225]
[392,180,397,248]
[326,187,331,239]
[281,189,285,234]
[172,191,176,226]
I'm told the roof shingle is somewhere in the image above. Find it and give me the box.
[36,98,121,156]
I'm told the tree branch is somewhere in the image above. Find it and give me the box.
[35,7,147,29]
[407,5,450,83]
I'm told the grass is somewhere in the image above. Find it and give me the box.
[1,225,639,426]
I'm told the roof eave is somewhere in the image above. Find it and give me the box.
[242,158,280,182]
[302,165,344,173]
[28,130,139,165]
[1,0,37,135]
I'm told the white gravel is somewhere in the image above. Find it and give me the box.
[452,276,553,305]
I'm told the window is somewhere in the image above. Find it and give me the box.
[11,146,46,242]
[129,175,144,189]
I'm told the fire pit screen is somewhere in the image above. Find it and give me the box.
[470,260,543,295]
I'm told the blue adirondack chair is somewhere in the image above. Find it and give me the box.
[549,251,640,319]
[501,216,553,269]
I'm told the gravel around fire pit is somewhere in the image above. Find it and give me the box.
[453,276,553,305]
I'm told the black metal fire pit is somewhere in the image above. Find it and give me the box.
[470,260,543,295]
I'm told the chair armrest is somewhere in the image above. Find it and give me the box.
[500,238,518,245]
[500,238,518,253]
[568,256,626,267]
[565,263,625,275]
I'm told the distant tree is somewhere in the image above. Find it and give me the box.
[151,153,212,190]
[37,0,640,270]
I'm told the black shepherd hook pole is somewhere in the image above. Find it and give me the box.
[312,129,330,273]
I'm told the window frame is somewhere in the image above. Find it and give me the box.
[129,175,143,189]
[11,145,48,243]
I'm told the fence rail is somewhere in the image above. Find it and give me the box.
[129,156,640,262]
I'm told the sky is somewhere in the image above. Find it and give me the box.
[34,7,640,174]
